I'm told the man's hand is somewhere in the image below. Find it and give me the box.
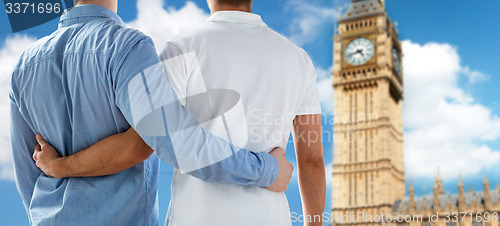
[266,147,293,192]
[33,134,64,178]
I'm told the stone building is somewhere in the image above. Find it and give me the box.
[330,0,500,225]
[393,172,500,226]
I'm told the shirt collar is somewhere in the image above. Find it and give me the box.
[59,4,125,28]
[207,11,267,27]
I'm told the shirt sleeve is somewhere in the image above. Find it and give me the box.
[111,34,278,187]
[9,85,41,216]
[159,42,189,105]
[296,50,322,115]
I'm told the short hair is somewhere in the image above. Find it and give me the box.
[216,0,252,6]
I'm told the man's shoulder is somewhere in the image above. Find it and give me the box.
[111,24,150,42]
[165,23,214,51]
[166,23,297,48]
[164,22,312,65]
[90,20,154,49]
[265,27,309,56]
[13,33,55,73]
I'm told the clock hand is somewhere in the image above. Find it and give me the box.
[347,51,358,57]
[357,49,364,56]
[348,49,362,56]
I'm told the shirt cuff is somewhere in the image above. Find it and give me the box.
[253,152,279,187]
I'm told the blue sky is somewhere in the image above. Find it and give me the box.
[0,0,499,225]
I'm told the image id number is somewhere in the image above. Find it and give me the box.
[5,3,61,14]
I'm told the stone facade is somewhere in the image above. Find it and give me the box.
[393,173,500,226]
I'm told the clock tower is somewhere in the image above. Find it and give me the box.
[331,0,404,225]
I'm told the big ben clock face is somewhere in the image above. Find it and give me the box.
[392,47,401,75]
[344,38,375,66]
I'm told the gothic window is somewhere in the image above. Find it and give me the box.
[370,91,373,115]
[370,173,374,203]
[355,93,358,122]
[350,94,353,123]
[349,93,353,163]
[472,220,482,226]
[370,132,373,157]
[365,133,368,161]
[365,175,368,204]
[365,92,368,121]
[354,179,357,205]
[349,134,352,163]
[354,139,357,162]
[349,176,352,206]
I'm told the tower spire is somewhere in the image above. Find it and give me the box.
[436,166,442,180]
[433,167,442,210]
[458,173,463,187]
[458,173,465,211]
[484,172,492,210]
[483,172,490,185]
[352,0,384,7]
[434,166,444,195]
[409,178,416,211]
[433,184,440,210]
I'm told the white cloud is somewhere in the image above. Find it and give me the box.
[0,35,38,181]
[285,0,342,46]
[316,67,334,113]
[402,40,500,180]
[462,66,489,84]
[281,0,341,113]
[325,161,333,189]
[127,0,209,51]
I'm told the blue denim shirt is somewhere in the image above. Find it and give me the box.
[9,5,278,225]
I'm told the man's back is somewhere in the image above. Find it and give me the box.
[10,5,159,225]
[162,11,320,226]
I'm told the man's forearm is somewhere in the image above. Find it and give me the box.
[52,128,153,178]
[298,158,326,225]
[293,114,326,225]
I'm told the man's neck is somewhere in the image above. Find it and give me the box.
[77,0,118,13]
[211,5,252,14]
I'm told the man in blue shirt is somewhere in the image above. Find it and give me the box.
[10,1,292,225]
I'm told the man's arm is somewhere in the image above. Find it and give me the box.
[292,114,326,226]
[33,128,153,178]
[10,94,41,215]
[34,128,291,192]
[33,35,293,192]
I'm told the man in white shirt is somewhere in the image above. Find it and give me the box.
[161,0,326,225]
